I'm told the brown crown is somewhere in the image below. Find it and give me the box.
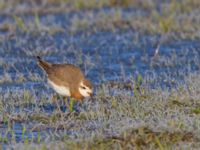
[82,79,93,89]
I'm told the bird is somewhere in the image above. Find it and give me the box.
[37,56,93,100]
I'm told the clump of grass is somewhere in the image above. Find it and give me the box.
[109,0,136,7]
[10,12,64,34]
[23,90,33,104]
[0,73,12,84]
[34,12,41,31]
[73,0,97,10]
[0,136,8,143]
[16,73,26,83]
[194,106,200,114]
[70,16,90,32]
[22,125,26,140]
[12,15,27,32]
[133,74,144,99]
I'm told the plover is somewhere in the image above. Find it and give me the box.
[37,56,93,100]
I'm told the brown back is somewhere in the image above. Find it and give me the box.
[37,57,88,96]
[47,64,85,94]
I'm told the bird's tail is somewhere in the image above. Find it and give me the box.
[37,56,52,72]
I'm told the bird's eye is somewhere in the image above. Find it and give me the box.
[81,86,86,89]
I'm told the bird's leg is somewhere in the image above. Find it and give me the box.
[51,94,62,114]
[63,97,70,112]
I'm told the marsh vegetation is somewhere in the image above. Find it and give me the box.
[0,0,200,149]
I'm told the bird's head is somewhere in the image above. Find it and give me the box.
[78,79,93,98]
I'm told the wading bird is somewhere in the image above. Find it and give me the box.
[37,56,93,101]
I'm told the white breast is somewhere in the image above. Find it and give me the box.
[48,79,71,96]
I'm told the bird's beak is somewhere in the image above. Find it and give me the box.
[87,89,93,96]
[88,92,92,96]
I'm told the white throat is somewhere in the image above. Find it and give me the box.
[78,81,92,98]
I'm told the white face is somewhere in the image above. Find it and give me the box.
[78,81,93,98]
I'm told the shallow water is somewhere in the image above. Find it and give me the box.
[0,30,199,90]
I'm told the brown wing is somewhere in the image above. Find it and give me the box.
[48,64,84,92]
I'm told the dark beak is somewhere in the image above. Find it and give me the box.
[87,92,92,96]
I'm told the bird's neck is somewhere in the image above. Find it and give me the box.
[71,91,84,100]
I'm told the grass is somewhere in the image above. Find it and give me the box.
[12,15,27,32]
[0,0,199,40]
[0,72,200,149]
[25,126,197,150]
